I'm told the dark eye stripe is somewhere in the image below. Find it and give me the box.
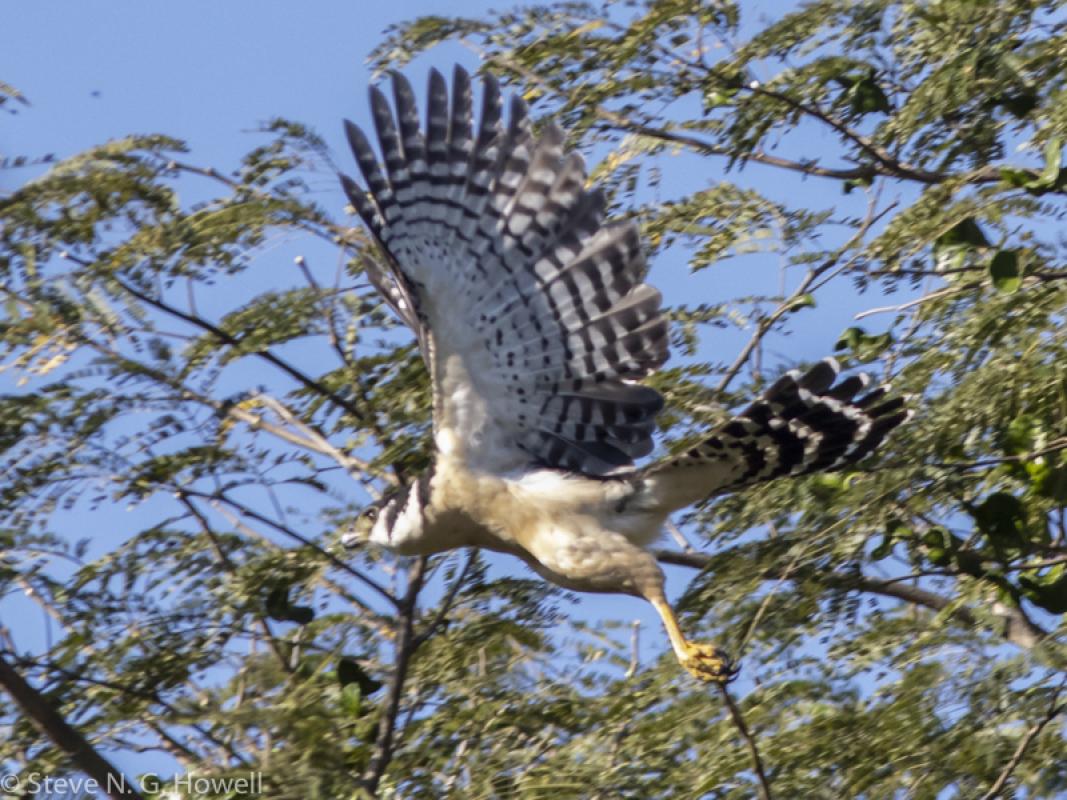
[381,493,403,533]
[382,464,435,534]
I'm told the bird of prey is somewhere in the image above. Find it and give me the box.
[339,65,908,682]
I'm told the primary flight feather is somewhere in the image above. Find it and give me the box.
[341,65,909,682]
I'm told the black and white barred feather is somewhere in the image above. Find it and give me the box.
[645,358,909,510]
[341,66,667,476]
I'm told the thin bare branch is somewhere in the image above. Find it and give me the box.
[106,270,368,424]
[718,684,774,800]
[0,650,146,800]
[181,487,398,607]
[854,284,977,320]
[625,620,641,679]
[654,549,1050,651]
[363,557,428,795]
[256,393,395,488]
[979,683,1065,800]
[412,551,476,650]
[178,493,293,671]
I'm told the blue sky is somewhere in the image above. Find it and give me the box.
[1,0,931,782]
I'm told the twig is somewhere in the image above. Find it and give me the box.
[931,438,1067,471]
[718,684,774,800]
[363,557,428,795]
[178,493,293,671]
[979,683,1065,800]
[715,192,890,393]
[665,518,695,552]
[0,650,146,800]
[255,393,393,489]
[654,549,1050,651]
[736,548,805,659]
[180,487,397,607]
[412,550,476,649]
[853,284,976,320]
[475,48,890,185]
[224,398,385,487]
[107,271,368,424]
[625,620,641,679]
[293,253,359,374]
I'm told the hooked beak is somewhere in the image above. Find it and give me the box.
[341,515,374,550]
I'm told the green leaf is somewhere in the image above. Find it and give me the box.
[871,533,895,560]
[848,74,892,115]
[992,90,1038,119]
[340,683,364,716]
[934,218,988,270]
[1002,414,1037,455]
[1036,136,1063,187]
[921,527,953,567]
[842,171,874,194]
[835,69,891,115]
[998,138,1063,195]
[1030,461,1067,504]
[785,293,816,312]
[988,249,1021,293]
[999,166,1035,189]
[935,218,989,250]
[834,326,893,361]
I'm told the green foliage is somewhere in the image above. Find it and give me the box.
[3,1,1067,798]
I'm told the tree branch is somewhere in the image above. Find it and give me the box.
[178,492,293,671]
[107,271,368,424]
[718,685,774,800]
[979,683,1065,800]
[0,649,146,800]
[714,191,891,393]
[180,487,398,607]
[362,557,427,796]
[412,551,475,650]
[654,549,1050,651]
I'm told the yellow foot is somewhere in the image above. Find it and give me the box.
[678,642,738,684]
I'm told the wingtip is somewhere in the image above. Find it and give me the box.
[338,172,360,195]
[343,118,373,157]
[508,92,529,129]
[390,69,415,97]
[428,65,446,89]
[368,83,390,111]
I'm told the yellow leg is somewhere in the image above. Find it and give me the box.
[649,595,737,684]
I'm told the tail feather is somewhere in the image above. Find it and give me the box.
[645,358,909,511]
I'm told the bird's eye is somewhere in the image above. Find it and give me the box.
[361,506,379,521]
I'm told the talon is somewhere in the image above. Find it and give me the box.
[679,642,738,684]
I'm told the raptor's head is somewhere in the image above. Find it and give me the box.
[342,500,392,550]
[341,484,425,552]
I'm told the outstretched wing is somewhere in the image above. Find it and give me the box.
[644,359,909,511]
[341,66,668,476]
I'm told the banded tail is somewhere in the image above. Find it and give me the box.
[645,359,909,511]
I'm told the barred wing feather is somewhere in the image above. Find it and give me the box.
[341,66,668,476]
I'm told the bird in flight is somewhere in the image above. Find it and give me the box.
[339,66,908,682]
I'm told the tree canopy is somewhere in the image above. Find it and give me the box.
[2,1,1066,798]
